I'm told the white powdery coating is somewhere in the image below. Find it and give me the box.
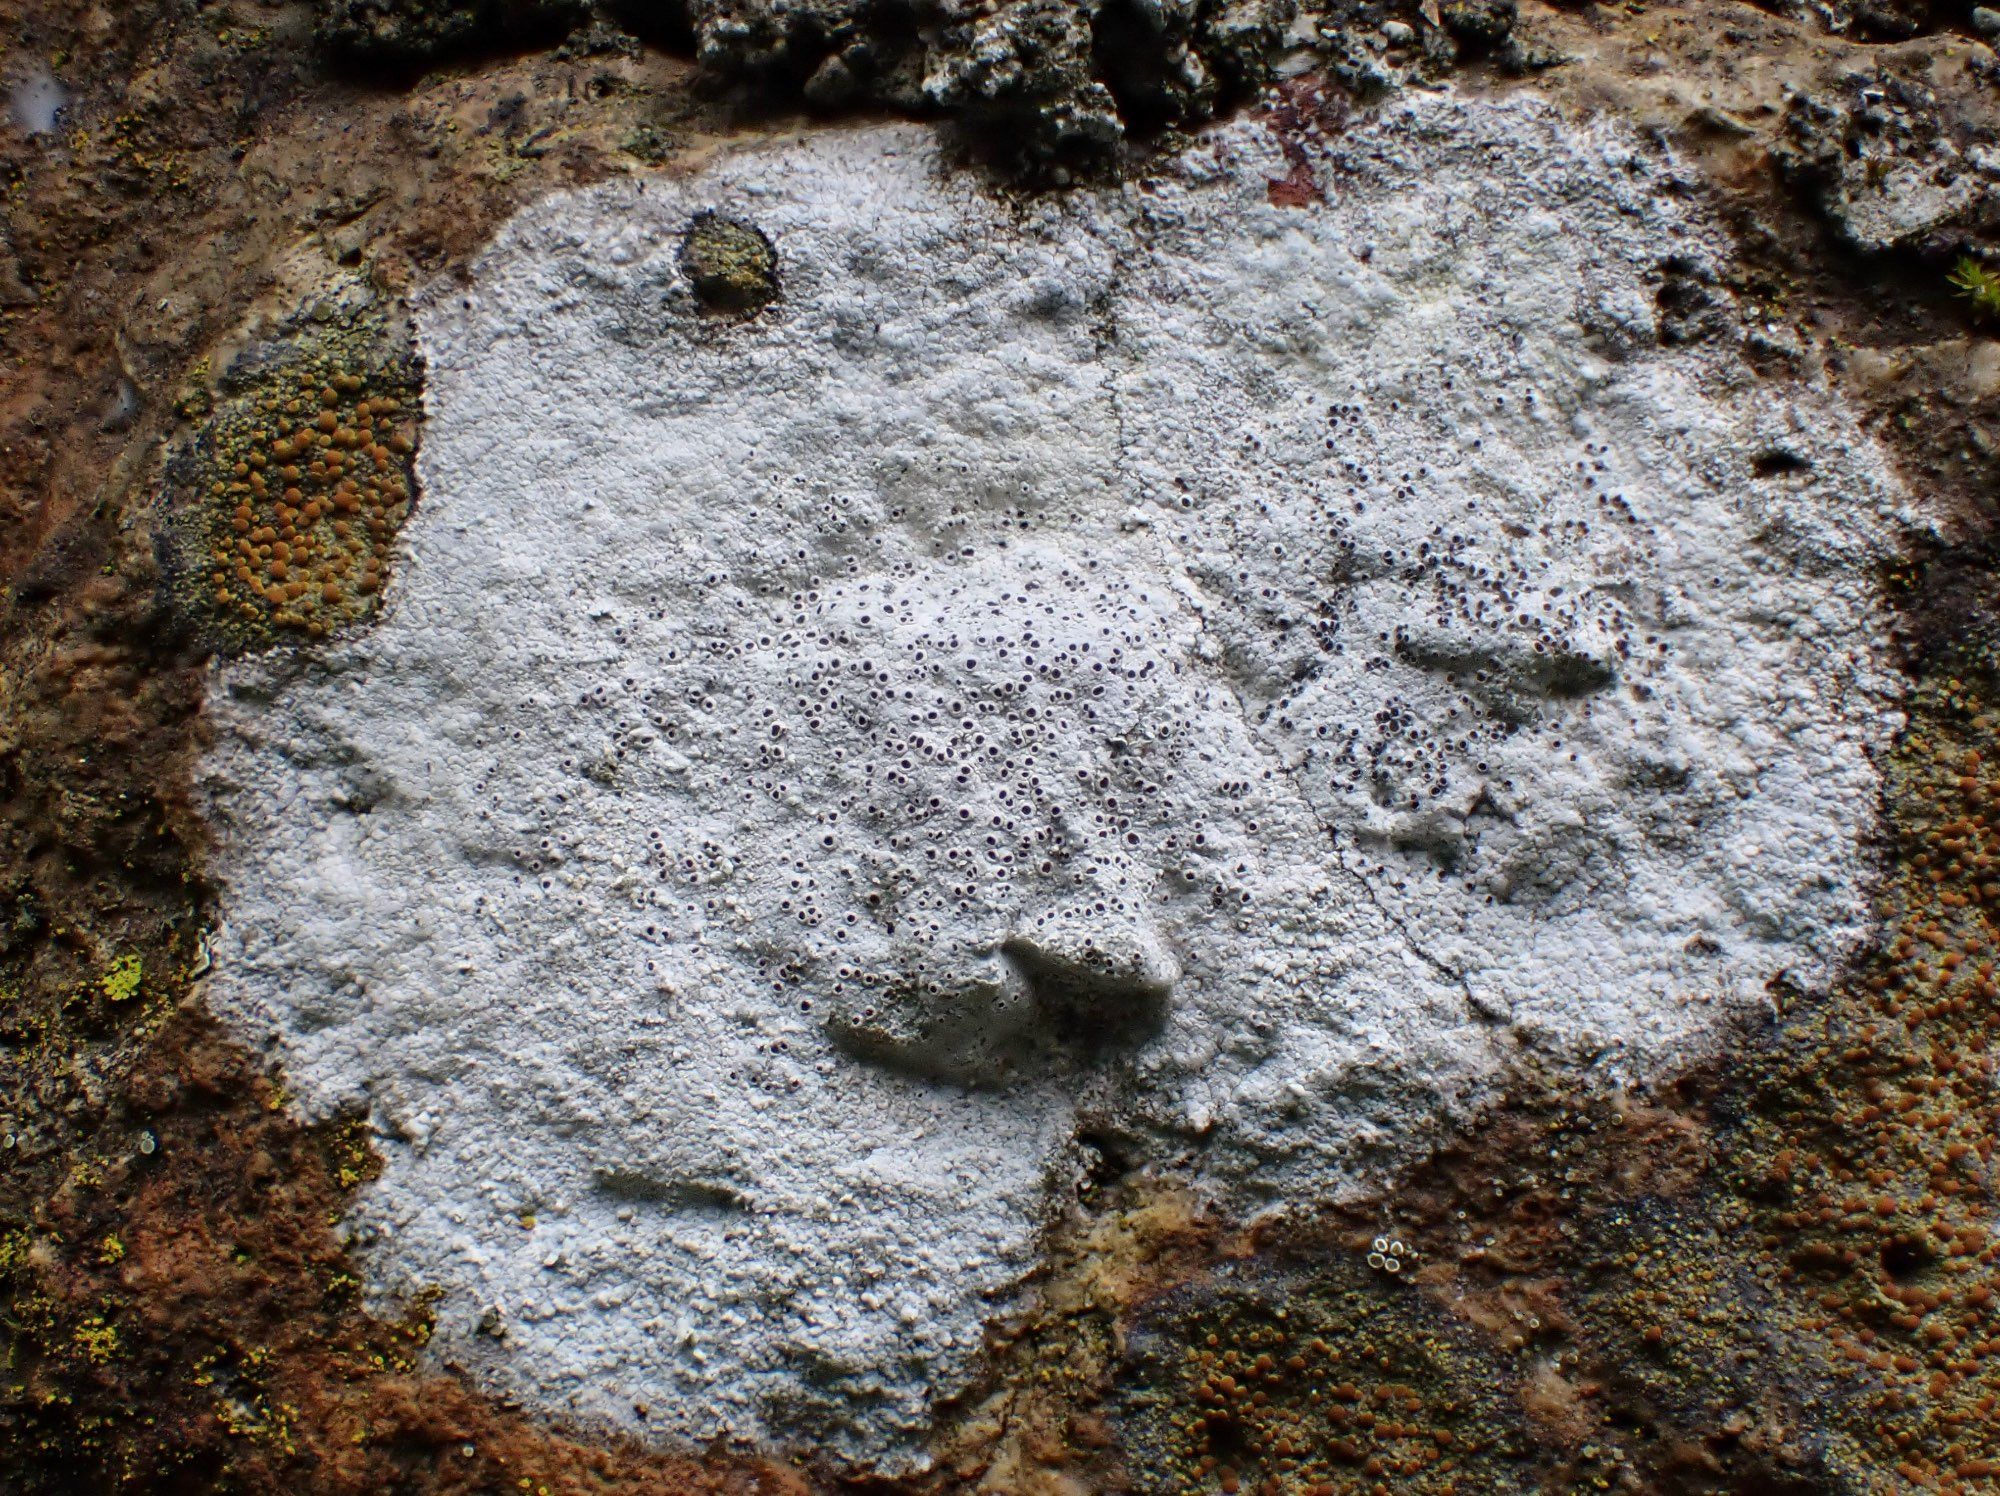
[201,96,1911,1463]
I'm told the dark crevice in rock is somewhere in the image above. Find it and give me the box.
[318,0,601,70]
[317,0,1299,171]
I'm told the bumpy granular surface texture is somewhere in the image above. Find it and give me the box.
[1779,56,2000,258]
[157,275,422,652]
[198,94,1912,1464]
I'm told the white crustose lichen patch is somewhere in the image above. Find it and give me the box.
[200,95,1915,1465]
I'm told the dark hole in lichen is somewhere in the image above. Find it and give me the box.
[1090,0,1184,141]
[1878,1234,1934,1282]
[1752,449,1813,478]
[1541,650,1616,698]
[591,1168,748,1212]
[1077,1123,1142,1193]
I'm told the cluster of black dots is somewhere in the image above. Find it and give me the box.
[1216,406,1681,883]
[440,360,1718,1078]
[707,557,1258,996]
[453,544,1292,1068]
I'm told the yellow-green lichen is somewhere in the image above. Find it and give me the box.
[70,1317,118,1365]
[319,1112,381,1194]
[1118,1257,1533,1495]
[678,213,778,316]
[97,954,141,1005]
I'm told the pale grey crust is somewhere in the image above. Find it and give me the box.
[200,95,1913,1467]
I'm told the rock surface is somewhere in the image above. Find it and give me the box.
[319,0,1297,166]
[1781,61,2000,256]
[200,92,1912,1461]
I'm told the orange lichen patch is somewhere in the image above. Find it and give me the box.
[0,4,802,1491]
[1716,656,2000,1490]
[160,295,421,652]
[1116,1258,1531,1496]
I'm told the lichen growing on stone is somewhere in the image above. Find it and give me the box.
[156,279,422,653]
[678,212,779,314]
[97,954,142,1006]
[1710,628,2000,1488]
[195,97,1917,1465]
[1118,1256,1535,1494]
